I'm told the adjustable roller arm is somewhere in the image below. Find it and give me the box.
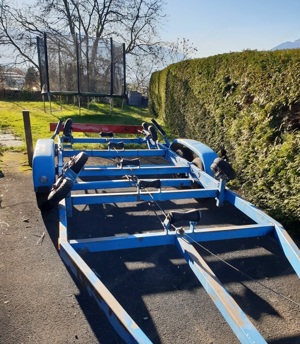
[51,119,63,139]
[151,119,170,146]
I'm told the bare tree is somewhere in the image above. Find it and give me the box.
[0,0,166,67]
[165,37,198,64]
[0,0,199,92]
[0,0,41,68]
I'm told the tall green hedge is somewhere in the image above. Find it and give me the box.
[149,49,300,234]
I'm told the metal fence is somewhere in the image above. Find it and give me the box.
[37,33,126,98]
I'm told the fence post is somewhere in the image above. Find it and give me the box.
[22,110,33,167]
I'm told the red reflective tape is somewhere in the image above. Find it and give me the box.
[49,123,143,134]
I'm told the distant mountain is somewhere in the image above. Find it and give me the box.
[271,38,300,51]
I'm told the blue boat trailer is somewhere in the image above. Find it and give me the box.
[32,119,300,344]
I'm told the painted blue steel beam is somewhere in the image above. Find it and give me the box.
[69,224,274,253]
[226,189,300,277]
[274,223,300,278]
[189,164,220,190]
[79,165,191,177]
[72,178,192,190]
[166,150,220,190]
[62,149,167,158]
[185,223,274,241]
[60,242,153,344]
[58,202,153,344]
[175,236,268,344]
[71,188,218,205]
[70,232,176,252]
[225,190,273,225]
[70,137,146,144]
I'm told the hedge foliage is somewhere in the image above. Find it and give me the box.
[149,49,300,234]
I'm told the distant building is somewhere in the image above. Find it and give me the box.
[0,69,25,90]
[128,91,142,106]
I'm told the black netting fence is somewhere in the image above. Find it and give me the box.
[37,33,126,97]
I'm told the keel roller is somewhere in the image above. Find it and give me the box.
[167,209,201,224]
[118,158,140,167]
[100,131,114,137]
[108,141,125,150]
[137,179,161,189]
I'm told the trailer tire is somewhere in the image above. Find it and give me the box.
[175,147,194,162]
[191,157,204,170]
[211,157,236,180]
[46,177,73,209]
[174,148,193,179]
[68,152,88,174]
[191,157,207,203]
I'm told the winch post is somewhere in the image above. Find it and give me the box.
[216,177,226,207]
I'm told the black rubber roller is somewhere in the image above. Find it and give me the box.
[167,209,201,224]
[138,179,161,189]
[210,157,236,180]
[119,158,140,167]
[108,141,125,150]
[100,131,114,137]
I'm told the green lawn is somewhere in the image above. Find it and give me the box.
[0,100,156,147]
[0,99,171,172]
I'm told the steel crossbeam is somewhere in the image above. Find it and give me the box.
[62,148,167,158]
[79,165,191,177]
[71,178,192,190]
[70,188,218,205]
[68,224,275,253]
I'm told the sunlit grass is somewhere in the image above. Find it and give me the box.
[1,100,148,140]
[0,99,173,171]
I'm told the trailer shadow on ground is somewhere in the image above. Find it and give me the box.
[40,199,300,344]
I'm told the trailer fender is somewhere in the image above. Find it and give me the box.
[32,139,56,192]
[170,139,218,177]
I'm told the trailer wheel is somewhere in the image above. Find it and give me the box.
[175,147,194,162]
[191,157,204,170]
[46,176,73,209]
[211,157,236,180]
[191,157,207,203]
[68,152,88,174]
[175,149,186,179]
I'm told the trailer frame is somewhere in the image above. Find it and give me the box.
[32,119,300,344]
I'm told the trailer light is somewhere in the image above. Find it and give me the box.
[39,176,48,184]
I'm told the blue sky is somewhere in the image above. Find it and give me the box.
[161,0,300,58]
